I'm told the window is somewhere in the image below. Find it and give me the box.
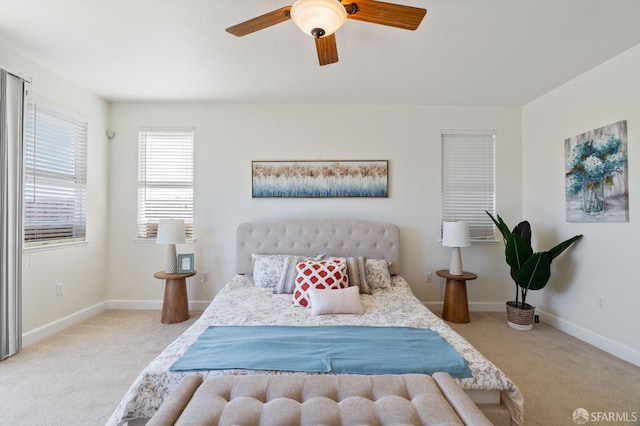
[24,100,87,246]
[441,130,496,242]
[137,128,194,239]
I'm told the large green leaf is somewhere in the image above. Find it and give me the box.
[486,211,511,242]
[518,252,551,291]
[548,234,583,260]
[512,221,531,248]
[505,233,533,271]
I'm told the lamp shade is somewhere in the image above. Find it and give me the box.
[291,0,347,38]
[156,219,186,245]
[442,221,471,248]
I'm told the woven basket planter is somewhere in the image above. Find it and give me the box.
[506,301,535,331]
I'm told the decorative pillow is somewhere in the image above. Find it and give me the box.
[251,254,287,290]
[252,252,326,292]
[292,259,349,307]
[365,259,393,290]
[275,252,326,294]
[330,256,370,295]
[308,286,364,316]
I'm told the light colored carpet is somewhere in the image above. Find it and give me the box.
[0,310,638,425]
[0,310,199,426]
[448,312,640,426]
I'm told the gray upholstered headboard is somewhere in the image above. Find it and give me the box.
[236,218,400,275]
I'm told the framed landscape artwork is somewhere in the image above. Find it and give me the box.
[564,120,629,222]
[252,160,388,198]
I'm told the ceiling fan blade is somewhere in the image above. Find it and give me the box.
[315,34,339,66]
[344,0,426,30]
[226,6,292,37]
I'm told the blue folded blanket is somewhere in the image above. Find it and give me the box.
[170,325,472,378]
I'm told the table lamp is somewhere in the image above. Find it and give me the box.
[156,219,186,273]
[442,221,471,276]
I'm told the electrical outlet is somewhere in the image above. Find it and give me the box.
[200,271,209,284]
[426,272,432,283]
[598,297,605,309]
[56,283,63,296]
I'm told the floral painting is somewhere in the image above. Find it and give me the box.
[252,160,388,198]
[565,120,628,222]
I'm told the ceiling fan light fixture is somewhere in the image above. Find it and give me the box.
[290,0,347,38]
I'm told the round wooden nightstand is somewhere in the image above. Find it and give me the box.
[153,271,196,324]
[436,269,478,324]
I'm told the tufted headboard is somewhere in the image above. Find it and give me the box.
[236,218,400,275]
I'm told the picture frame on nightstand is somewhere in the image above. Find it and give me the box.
[177,253,194,274]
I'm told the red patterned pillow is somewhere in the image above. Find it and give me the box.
[292,259,349,307]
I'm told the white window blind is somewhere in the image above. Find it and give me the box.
[24,100,87,246]
[137,128,194,239]
[441,130,496,242]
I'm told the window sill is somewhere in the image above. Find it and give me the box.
[438,239,500,245]
[470,239,500,244]
[23,240,89,253]
[134,238,197,244]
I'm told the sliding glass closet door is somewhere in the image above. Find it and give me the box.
[0,69,26,360]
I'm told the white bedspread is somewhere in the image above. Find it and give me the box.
[108,275,523,425]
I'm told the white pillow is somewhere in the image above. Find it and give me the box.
[308,286,364,316]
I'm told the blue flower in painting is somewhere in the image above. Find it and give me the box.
[583,156,604,183]
[566,135,626,195]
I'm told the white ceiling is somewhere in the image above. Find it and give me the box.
[1,0,640,105]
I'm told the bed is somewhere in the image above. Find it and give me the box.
[108,218,523,425]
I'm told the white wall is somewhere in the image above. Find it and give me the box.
[4,28,638,368]
[107,103,522,310]
[0,43,110,338]
[522,44,640,365]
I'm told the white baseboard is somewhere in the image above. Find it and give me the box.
[22,299,210,347]
[22,301,108,347]
[107,299,162,310]
[423,302,443,312]
[423,301,505,313]
[469,302,506,312]
[423,300,639,367]
[107,299,210,311]
[537,309,640,368]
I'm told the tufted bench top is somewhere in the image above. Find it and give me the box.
[148,373,492,426]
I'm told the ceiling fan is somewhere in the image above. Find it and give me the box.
[226,0,427,66]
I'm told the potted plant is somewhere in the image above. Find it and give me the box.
[487,212,583,330]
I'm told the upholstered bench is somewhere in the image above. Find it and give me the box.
[148,373,492,426]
